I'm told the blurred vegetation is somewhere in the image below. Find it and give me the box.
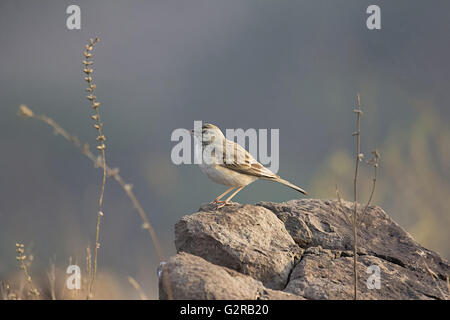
[311,106,450,258]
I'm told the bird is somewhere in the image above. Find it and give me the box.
[191,123,307,208]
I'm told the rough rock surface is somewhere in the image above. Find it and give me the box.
[174,203,300,289]
[159,252,303,300]
[160,199,450,300]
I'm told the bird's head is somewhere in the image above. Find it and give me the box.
[191,123,225,145]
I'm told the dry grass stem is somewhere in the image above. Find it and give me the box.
[127,276,149,300]
[335,94,380,300]
[335,184,351,225]
[352,93,362,300]
[447,276,450,297]
[358,150,380,227]
[15,243,40,298]
[47,261,56,300]
[81,37,107,299]
[422,258,448,299]
[0,282,18,300]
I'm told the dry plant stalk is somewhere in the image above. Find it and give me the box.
[352,94,363,300]
[447,275,450,297]
[15,243,40,298]
[81,37,107,299]
[47,261,56,300]
[127,276,149,300]
[1,282,18,300]
[85,247,92,293]
[336,94,380,300]
[335,185,352,227]
[358,150,380,227]
[422,257,449,300]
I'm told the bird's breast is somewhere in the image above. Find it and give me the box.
[199,163,256,187]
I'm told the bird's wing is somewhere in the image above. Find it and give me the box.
[219,139,278,179]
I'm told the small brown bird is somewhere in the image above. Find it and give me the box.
[192,123,307,207]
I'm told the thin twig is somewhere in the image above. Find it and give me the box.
[335,184,352,225]
[447,275,450,297]
[422,258,448,300]
[15,243,40,299]
[352,93,363,300]
[85,248,92,298]
[358,150,380,227]
[0,282,17,300]
[127,276,149,300]
[47,260,57,300]
[335,94,380,300]
[81,37,106,299]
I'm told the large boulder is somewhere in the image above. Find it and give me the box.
[160,199,449,300]
[174,203,300,289]
[159,252,303,300]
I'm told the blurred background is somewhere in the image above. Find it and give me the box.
[1,0,449,299]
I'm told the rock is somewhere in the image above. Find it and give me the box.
[174,203,300,289]
[159,252,303,300]
[258,200,449,281]
[285,246,444,299]
[160,199,450,300]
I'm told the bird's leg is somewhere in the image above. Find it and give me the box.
[212,186,235,203]
[224,186,245,202]
[216,186,245,208]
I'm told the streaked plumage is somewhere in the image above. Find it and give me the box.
[192,123,307,207]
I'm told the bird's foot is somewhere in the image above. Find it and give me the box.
[210,200,228,209]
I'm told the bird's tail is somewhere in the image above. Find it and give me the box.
[273,177,308,195]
